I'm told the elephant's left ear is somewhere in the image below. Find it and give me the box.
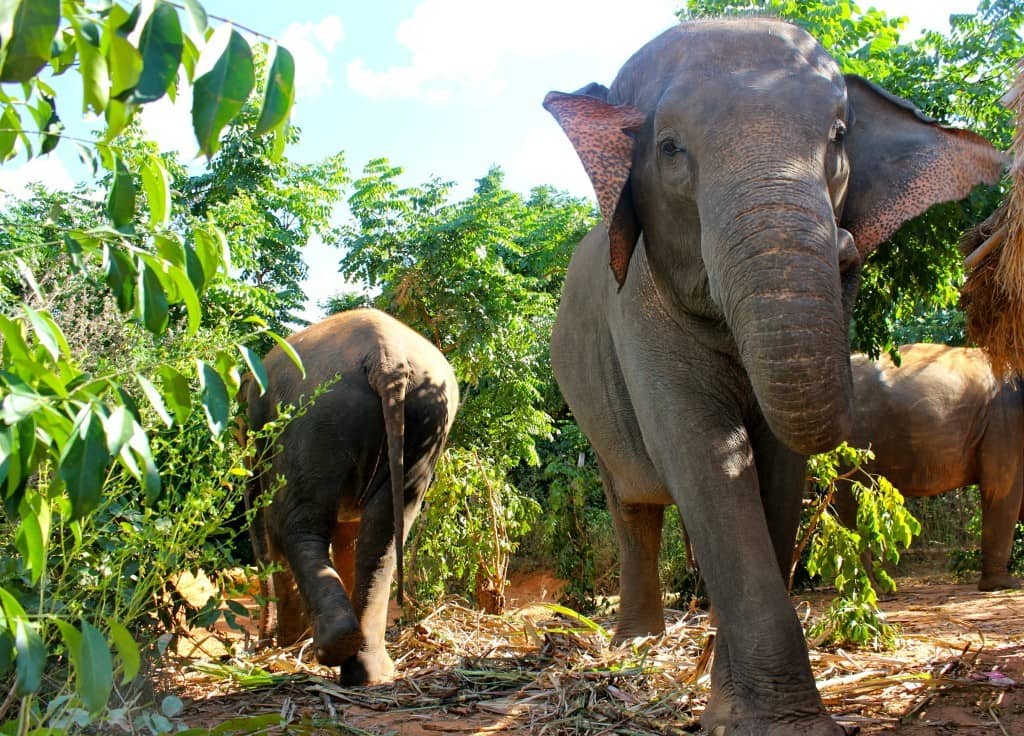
[841,75,1007,257]
[543,90,646,288]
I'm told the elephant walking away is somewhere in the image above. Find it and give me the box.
[241,309,459,684]
[837,344,1023,591]
[544,17,1004,736]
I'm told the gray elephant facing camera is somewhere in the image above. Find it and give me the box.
[544,17,1003,736]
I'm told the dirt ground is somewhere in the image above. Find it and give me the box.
[165,565,1023,735]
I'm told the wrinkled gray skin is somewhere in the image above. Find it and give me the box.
[837,344,1023,592]
[242,309,458,685]
[546,18,1004,736]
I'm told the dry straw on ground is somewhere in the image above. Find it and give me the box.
[167,592,1020,735]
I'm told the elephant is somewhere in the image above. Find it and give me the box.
[836,343,1023,592]
[241,308,459,684]
[543,17,1004,736]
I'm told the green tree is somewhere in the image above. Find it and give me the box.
[179,80,348,334]
[338,162,596,605]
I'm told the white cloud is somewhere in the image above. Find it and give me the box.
[507,124,593,199]
[0,156,75,199]
[281,15,345,99]
[313,15,345,52]
[346,0,679,101]
[139,82,199,160]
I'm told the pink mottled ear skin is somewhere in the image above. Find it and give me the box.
[842,76,1007,257]
[543,92,646,287]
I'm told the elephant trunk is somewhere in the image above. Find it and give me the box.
[703,181,853,455]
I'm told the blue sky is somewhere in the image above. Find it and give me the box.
[0,0,984,321]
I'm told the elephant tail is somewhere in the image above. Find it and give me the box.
[381,373,409,606]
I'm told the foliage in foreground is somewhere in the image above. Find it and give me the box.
[0,0,315,731]
[801,444,921,649]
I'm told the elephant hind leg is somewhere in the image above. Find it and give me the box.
[275,523,362,667]
[597,458,666,641]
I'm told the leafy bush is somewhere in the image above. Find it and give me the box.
[801,444,921,649]
[406,448,540,612]
[0,0,306,730]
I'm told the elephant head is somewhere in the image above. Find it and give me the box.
[545,19,1004,456]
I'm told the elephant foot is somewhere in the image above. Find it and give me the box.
[703,684,847,736]
[312,613,363,666]
[701,714,852,735]
[339,647,396,685]
[978,573,1021,592]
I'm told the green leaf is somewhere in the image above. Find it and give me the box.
[108,33,142,99]
[191,26,254,157]
[157,365,191,424]
[133,2,183,103]
[0,425,12,491]
[79,621,113,713]
[104,97,134,143]
[72,19,109,114]
[102,405,134,456]
[36,94,61,155]
[0,632,14,678]
[0,104,22,161]
[197,359,229,436]
[268,332,305,378]
[141,155,170,228]
[182,242,206,292]
[13,617,44,695]
[0,2,18,58]
[192,226,224,282]
[103,245,137,313]
[14,493,45,584]
[0,0,59,83]
[237,345,268,395]
[106,620,139,684]
[255,45,294,136]
[107,158,136,231]
[138,262,169,334]
[182,0,208,40]
[59,406,111,521]
[165,261,202,334]
[24,305,69,362]
[136,373,173,427]
[126,424,160,503]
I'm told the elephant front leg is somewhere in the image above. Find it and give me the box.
[599,458,666,640]
[978,463,1024,591]
[643,416,840,735]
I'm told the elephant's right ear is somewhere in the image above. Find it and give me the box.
[543,90,646,289]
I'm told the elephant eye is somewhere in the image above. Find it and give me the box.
[830,119,847,143]
[660,139,685,157]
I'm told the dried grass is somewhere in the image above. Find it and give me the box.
[164,591,1021,735]
[961,58,1024,377]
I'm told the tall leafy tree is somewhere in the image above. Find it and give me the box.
[337,162,596,601]
[180,79,348,332]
